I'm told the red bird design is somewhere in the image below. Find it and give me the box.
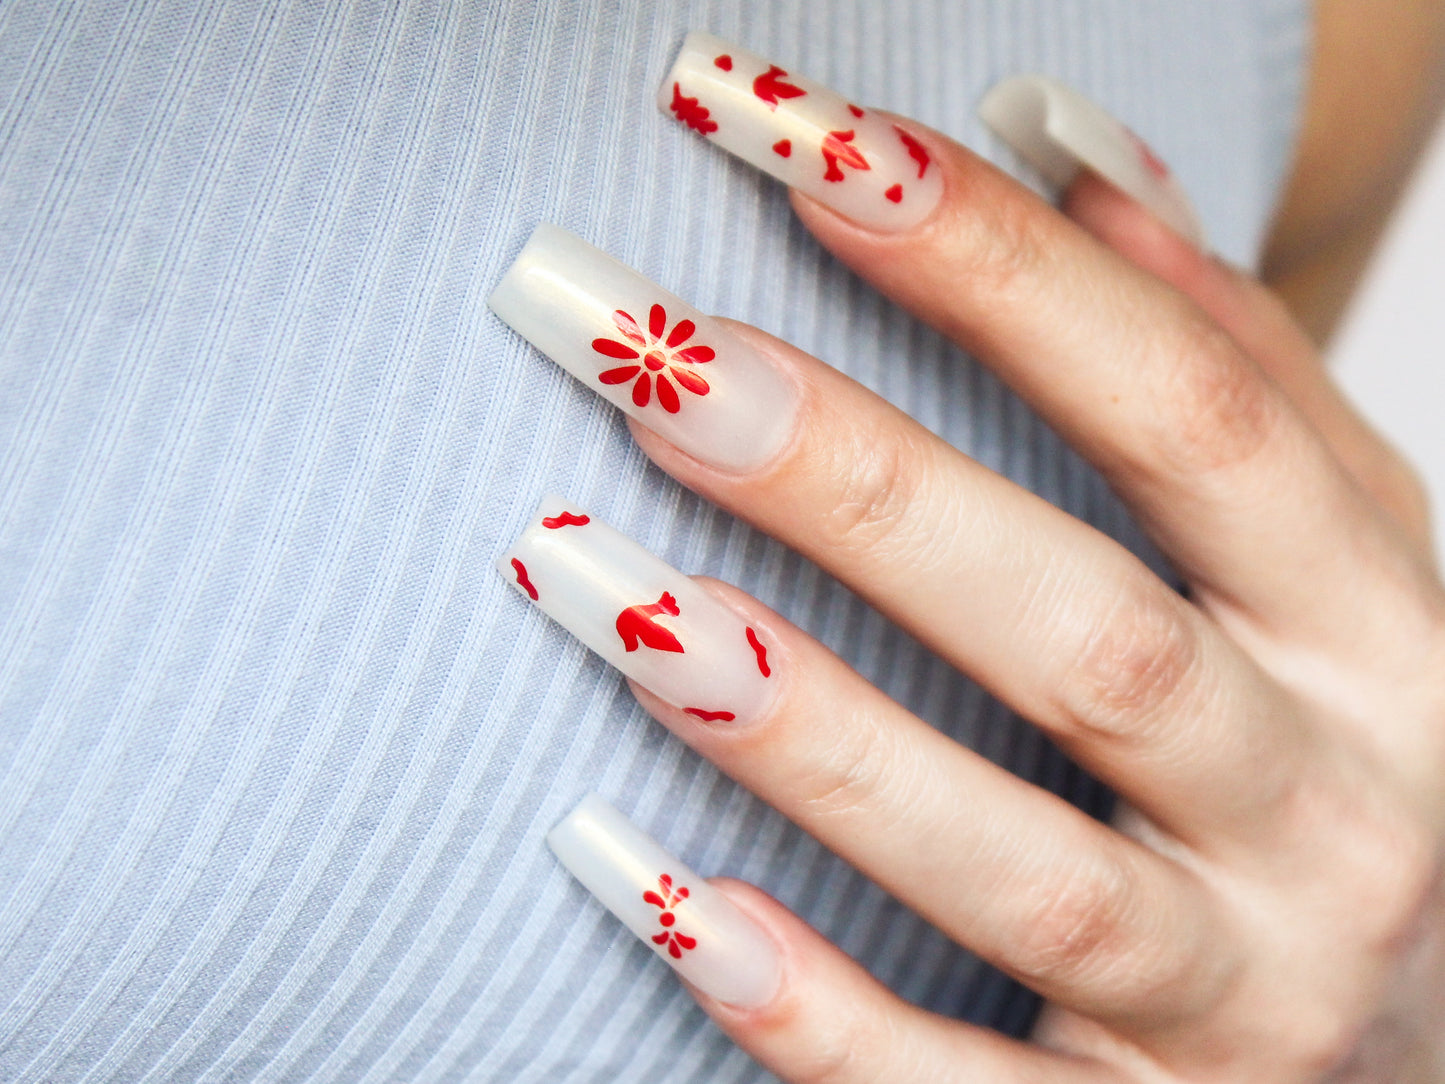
[616,592,685,653]
[821,129,870,181]
[752,64,805,109]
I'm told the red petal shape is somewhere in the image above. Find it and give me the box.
[612,309,647,344]
[665,318,695,347]
[885,183,903,203]
[668,941,682,959]
[772,139,792,157]
[674,345,714,364]
[648,303,666,339]
[592,338,639,359]
[670,367,710,396]
[659,874,673,888]
[598,365,641,384]
[652,931,670,945]
[675,932,697,950]
[632,372,651,407]
[643,890,666,908]
[655,374,680,413]
[675,886,689,899]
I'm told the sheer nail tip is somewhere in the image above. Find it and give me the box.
[547,794,783,1010]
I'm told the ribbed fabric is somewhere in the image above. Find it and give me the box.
[0,2,1307,1080]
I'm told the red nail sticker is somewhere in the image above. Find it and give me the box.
[746,627,771,677]
[510,557,538,600]
[670,82,718,134]
[848,103,864,118]
[644,874,697,958]
[590,305,714,413]
[885,183,903,203]
[542,512,591,529]
[714,54,733,71]
[753,64,806,110]
[617,592,685,653]
[1126,129,1171,181]
[685,707,737,721]
[772,139,792,157]
[895,125,930,178]
[821,129,870,182]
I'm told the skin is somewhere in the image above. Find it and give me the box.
[627,5,1445,1080]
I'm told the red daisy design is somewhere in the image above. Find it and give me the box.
[591,303,715,414]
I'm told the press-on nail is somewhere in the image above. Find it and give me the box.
[549,794,782,1007]
[979,75,1203,245]
[489,225,798,474]
[658,32,943,231]
[498,496,776,724]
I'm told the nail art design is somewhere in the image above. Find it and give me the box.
[593,303,715,414]
[658,32,944,230]
[498,496,776,723]
[548,794,781,1007]
[978,75,1204,245]
[489,224,798,474]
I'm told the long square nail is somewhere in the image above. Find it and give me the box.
[979,76,1203,244]
[499,496,776,724]
[489,224,798,474]
[549,793,781,1007]
[659,32,944,230]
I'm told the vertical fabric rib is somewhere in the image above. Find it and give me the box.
[0,1,1309,1081]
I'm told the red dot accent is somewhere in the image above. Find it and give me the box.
[885,183,903,203]
[772,139,792,158]
[714,54,732,70]
[660,912,675,927]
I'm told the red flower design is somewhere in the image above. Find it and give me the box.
[591,304,715,414]
[644,873,697,959]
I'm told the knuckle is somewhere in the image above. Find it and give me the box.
[1148,323,1281,476]
[1054,583,1201,740]
[793,710,896,825]
[964,193,1061,303]
[813,426,928,558]
[1012,854,1142,990]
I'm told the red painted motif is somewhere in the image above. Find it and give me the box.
[772,138,792,157]
[669,82,718,134]
[685,707,737,721]
[542,511,590,529]
[821,129,869,181]
[510,558,538,600]
[884,183,902,203]
[848,103,864,118]
[714,54,733,71]
[895,126,930,178]
[753,64,805,109]
[592,305,715,414]
[616,592,685,654]
[1126,129,1171,181]
[746,627,771,677]
[644,873,697,958]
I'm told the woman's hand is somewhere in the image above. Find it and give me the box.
[599,105,1445,1081]
[490,37,1445,1078]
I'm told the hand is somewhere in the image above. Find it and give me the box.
[608,116,1445,1080]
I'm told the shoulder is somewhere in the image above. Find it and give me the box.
[1264,0,1445,342]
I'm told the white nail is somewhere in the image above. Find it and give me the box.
[489,225,797,474]
[549,794,781,1007]
[498,496,777,724]
[658,32,944,231]
[978,75,1204,245]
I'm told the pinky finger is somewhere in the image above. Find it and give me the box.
[696,879,1116,1084]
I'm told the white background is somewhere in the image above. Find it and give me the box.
[1330,118,1445,566]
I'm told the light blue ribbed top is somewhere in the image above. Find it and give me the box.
[0,1,1307,1080]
